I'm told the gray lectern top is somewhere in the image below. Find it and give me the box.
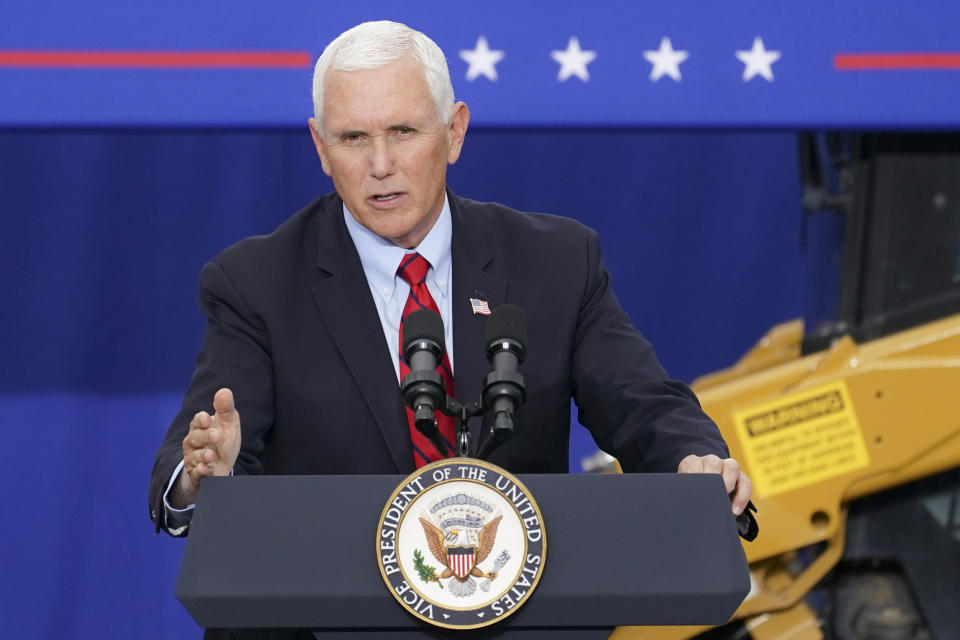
[176,472,749,637]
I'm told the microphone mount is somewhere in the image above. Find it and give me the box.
[400,306,528,461]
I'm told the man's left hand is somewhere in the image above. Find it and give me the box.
[678,454,752,515]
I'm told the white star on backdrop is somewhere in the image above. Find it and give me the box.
[551,37,597,82]
[642,37,689,82]
[459,36,505,82]
[736,37,781,82]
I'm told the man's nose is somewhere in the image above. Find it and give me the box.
[368,136,395,179]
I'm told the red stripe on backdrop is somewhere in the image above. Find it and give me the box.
[0,50,312,68]
[835,53,960,70]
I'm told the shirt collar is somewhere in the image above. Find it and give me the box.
[342,193,453,303]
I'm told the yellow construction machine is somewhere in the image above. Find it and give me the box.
[607,134,960,640]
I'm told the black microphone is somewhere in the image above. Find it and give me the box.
[400,308,450,457]
[482,304,527,449]
[736,500,759,541]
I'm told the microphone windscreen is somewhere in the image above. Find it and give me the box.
[403,308,445,351]
[485,304,527,348]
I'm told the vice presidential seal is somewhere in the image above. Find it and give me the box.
[376,458,546,629]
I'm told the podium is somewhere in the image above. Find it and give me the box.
[176,473,749,638]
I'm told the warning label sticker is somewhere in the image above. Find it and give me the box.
[733,382,870,498]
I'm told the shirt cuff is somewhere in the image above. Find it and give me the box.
[162,459,194,535]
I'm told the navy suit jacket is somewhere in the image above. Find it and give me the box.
[149,190,728,532]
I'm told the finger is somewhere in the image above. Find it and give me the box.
[185,429,206,450]
[184,447,211,472]
[191,454,219,478]
[192,440,218,461]
[190,410,212,431]
[185,427,217,450]
[213,388,238,426]
[720,458,741,494]
[185,459,202,484]
[677,454,705,473]
[730,472,753,515]
[700,454,724,474]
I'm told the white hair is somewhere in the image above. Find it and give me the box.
[311,21,455,133]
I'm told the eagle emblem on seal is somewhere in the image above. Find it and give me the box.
[414,493,509,597]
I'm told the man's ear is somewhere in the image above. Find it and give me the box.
[446,102,470,165]
[308,118,332,177]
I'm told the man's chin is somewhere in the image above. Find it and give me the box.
[365,218,421,248]
[350,200,437,248]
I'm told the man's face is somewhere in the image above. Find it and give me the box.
[309,56,469,249]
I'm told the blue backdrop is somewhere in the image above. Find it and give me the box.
[0,2,853,637]
[0,128,806,638]
[2,0,960,127]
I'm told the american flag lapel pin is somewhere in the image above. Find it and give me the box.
[469,297,491,316]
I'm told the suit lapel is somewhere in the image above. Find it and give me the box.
[449,193,507,453]
[309,197,412,472]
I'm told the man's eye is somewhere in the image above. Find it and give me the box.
[344,133,364,142]
[396,127,413,135]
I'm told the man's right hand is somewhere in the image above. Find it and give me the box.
[170,387,242,508]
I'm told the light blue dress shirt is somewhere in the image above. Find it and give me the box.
[342,194,454,380]
[162,194,455,533]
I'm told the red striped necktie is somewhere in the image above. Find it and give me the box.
[397,253,457,468]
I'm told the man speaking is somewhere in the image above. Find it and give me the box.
[149,19,750,551]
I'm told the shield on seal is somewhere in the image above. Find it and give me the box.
[446,546,476,579]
